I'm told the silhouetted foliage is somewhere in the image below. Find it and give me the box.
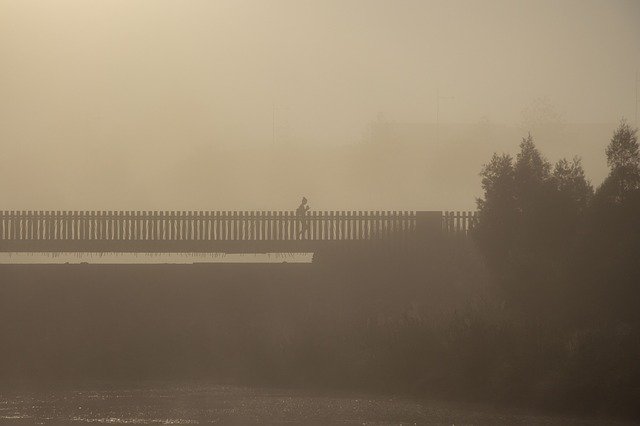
[602,119,640,203]
[475,118,639,318]
[579,120,640,321]
[475,135,593,311]
[552,157,592,213]
[593,119,640,208]
[469,122,639,418]
[475,153,517,274]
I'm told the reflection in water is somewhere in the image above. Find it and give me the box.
[0,252,313,264]
[0,383,630,425]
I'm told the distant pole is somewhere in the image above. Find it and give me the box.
[636,71,640,127]
[436,88,439,143]
[272,104,290,145]
[436,89,454,143]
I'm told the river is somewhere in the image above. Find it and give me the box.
[0,383,631,425]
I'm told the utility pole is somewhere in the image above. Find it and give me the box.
[636,71,640,127]
[436,89,454,143]
[272,104,290,145]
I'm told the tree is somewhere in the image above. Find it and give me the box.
[475,135,589,311]
[478,153,516,213]
[581,120,640,321]
[514,134,551,191]
[601,119,640,203]
[552,157,593,213]
[475,153,518,278]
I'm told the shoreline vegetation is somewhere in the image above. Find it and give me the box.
[1,120,638,421]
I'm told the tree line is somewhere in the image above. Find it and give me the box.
[474,119,640,323]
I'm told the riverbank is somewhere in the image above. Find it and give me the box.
[1,241,638,422]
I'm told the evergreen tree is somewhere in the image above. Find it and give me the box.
[514,133,551,190]
[552,157,593,213]
[601,119,640,203]
[475,135,591,310]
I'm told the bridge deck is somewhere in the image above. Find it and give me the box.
[0,211,476,252]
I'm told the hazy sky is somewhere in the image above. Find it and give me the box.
[1,0,639,209]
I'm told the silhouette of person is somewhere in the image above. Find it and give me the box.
[296,197,310,239]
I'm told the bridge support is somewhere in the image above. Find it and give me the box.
[415,211,442,238]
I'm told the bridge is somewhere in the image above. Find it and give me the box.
[0,210,477,253]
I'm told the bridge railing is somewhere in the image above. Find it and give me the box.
[0,211,423,242]
[0,210,479,243]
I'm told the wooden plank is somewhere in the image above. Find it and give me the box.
[28,210,32,240]
[352,211,358,240]
[159,211,165,240]
[33,211,38,240]
[116,211,121,241]
[25,210,30,240]
[215,211,220,241]
[62,210,67,240]
[64,210,70,240]
[267,211,272,241]
[69,211,75,240]
[120,210,125,240]
[329,211,334,240]
[162,211,167,241]
[171,211,176,241]
[462,211,468,234]
[244,210,249,240]
[287,211,292,240]
[28,211,33,240]
[14,211,18,240]
[322,211,327,240]
[182,211,187,241]
[346,211,352,240]
[220,211,225,241]
[48,211,53,241]
[107,210,112,240]
[95,211,101,240]
[183,210,187,241]
[140,210,146,241]
[21,211,27,240]
[149,211,155,240]
[204,211,210,241]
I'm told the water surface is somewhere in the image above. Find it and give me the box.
[0,383,630,425]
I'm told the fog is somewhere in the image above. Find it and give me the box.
[1,0,639,210]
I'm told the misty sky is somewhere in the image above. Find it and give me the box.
[1,0,639,210]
